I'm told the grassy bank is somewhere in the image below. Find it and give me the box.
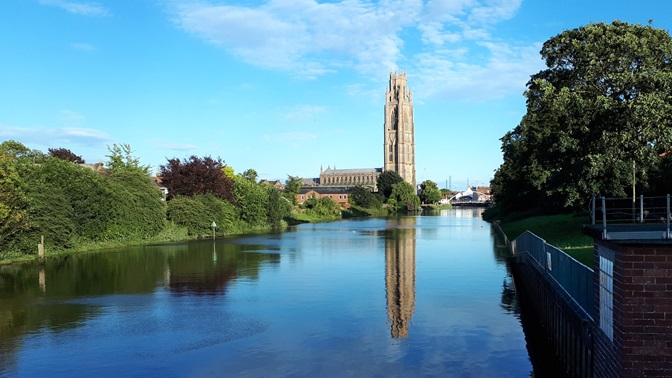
[499,213,594,266]
[0,222,282,265]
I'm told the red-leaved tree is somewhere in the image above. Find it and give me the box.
[159,156,234,201]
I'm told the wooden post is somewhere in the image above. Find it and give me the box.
[37,235,45,260]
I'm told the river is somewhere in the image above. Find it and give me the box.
[1,209,540,377]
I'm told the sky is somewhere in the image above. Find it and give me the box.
[1,0,671,190]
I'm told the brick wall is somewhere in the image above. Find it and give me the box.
[593,240,672,377]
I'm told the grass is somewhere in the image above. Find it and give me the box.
[499,213,595,267]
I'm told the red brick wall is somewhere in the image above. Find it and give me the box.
[593,240,672,377]
[296,191,350,209]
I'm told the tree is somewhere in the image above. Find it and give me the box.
[159,156,234,201]
[0,140,46,162]
[241,169,258,183]
[233,176,268,227]
[349,186,382,208]
[106,144,150,175]
[419,180,442,204]
[491,21,672,213]
[48,147,84,163]
[282,175,302,205]
[377,170,404,199]
[267,186,290,229]
[0,151,28,248]
[390,181,420,210]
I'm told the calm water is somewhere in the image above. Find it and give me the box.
[0,209,535,377]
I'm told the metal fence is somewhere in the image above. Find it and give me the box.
[512,231,594,318]
[589,195,671,240]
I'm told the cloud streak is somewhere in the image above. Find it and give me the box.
[0,126,111,147]
[39,0,110,16]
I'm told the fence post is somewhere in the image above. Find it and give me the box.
[602,197,607,240]
[667,194,670,239]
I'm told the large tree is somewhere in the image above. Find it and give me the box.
[492,21,672,213]
[419,180,442,204]
[377,170,404,199]
[159,156,234,201]
[390,181,420,210]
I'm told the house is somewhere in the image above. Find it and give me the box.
[259,179,284,190]
[297,187,351,209]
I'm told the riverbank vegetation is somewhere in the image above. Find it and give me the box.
[0,141,291,263]
[486,22,672,223]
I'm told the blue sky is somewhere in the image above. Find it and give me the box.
[1,0,671,189]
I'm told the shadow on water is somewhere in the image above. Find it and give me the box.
[491,226,569,378]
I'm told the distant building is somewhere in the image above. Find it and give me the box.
[383,71,416,188]
[259,179,284,190]
[297,188,350,209]
[319,167,381,188]
[305,72,416,189]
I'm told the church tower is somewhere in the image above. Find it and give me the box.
[384,72,416,188]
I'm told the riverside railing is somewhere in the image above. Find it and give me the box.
[590,195,671,240]
[511,231,594,318]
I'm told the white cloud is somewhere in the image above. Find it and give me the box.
[39,0,111,16]
[0,125,111,147]
[170,0,536,101]
[414,42,543,101]
[172,0,422,75]
[60,109,85,122]
[262,132,317,142]
[282,105,326,121]
[70,42,97,52]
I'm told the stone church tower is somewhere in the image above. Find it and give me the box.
[384,72,416,188]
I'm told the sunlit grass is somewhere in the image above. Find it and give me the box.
[500,213,595,267]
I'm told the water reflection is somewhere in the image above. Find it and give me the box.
[0,240,279,376]
[385,217,416,339]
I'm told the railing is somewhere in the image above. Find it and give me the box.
[511,231,594,318]
[589,195,671,240]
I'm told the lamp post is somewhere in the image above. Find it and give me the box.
[211,221,217,240]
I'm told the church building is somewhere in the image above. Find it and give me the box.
[314,72,416,189]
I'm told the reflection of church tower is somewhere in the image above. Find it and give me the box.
[385,218,416,338]
[384,72,416,188]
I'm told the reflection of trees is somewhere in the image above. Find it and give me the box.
[385,217,416,339]
[167,241,279,296]
[0,239,280,374]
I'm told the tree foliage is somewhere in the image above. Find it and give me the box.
[0,152,28,247]
[48,147,85,163]
[377,170,404,199]
[241,169,258,183]
[303,196,341,217]
[233,176,269,227]
[267,186,290,229]
[349,186,382,208]
[390,181,420,210]
[0,140,46,162]
[491,21,672,214]
[419,180,442,204]
[159,155,234,201]
[106,144,150,175]
[283,175,302,205]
